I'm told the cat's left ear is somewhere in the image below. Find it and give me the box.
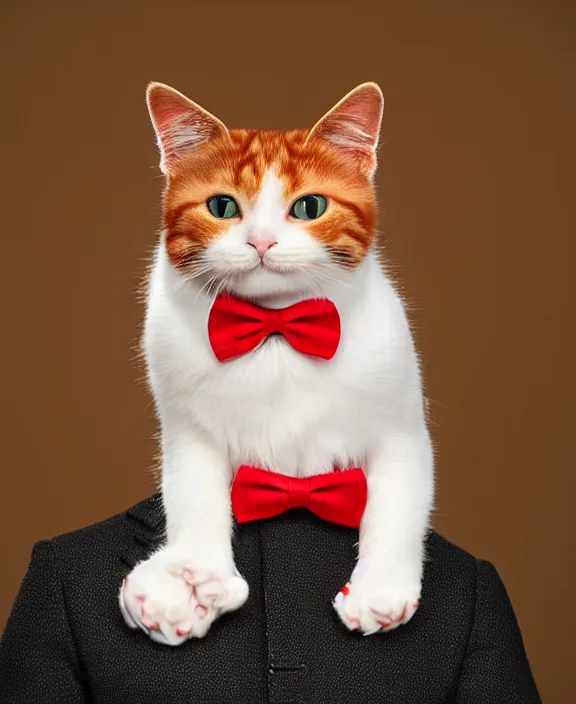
[146,82,230,175]
[305,82,384,178]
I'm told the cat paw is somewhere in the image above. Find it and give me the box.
[119,546,248,646]
[333,558,421,636]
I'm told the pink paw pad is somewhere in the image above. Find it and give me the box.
[376,618,393,628]
[140,608,160,631]
[181,569,196,584]
[195,605,208,619]
[195,580,223,605]
[371,601,410,630]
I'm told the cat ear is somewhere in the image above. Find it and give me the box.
[305,82,384,177]
[146,82,230,174]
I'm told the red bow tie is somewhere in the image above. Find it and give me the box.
[207,295,341,363]
[231,466,367,529]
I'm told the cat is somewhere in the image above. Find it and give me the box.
[119,81,435,646]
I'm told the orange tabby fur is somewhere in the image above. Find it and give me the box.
[162,127,378,272]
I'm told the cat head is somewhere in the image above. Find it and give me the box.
[147,81,384,301]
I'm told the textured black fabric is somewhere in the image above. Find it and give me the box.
[0,494,542,703]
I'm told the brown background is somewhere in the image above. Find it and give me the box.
[1,1,574,700]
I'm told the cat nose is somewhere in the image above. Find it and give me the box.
[247,234,277,258]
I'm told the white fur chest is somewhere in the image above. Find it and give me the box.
[145,247,418,476]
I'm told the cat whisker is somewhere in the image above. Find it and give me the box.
[191,274,221,306]
[310,268,359,294]
[175,263,214,289]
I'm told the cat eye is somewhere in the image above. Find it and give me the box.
[207,195,240,219]
[289,195,328,221]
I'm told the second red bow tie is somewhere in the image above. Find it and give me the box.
[231,466,367,529]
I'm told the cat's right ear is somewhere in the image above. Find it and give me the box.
[146,82,230,175]
[305,83,384,179]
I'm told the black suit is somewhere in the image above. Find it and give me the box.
[0,494,541,703]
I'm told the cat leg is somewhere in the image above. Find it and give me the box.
[333,425,434,635]
[120,426,247,645]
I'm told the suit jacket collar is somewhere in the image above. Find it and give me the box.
[121,493,166,569]
[126,492,165,534]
